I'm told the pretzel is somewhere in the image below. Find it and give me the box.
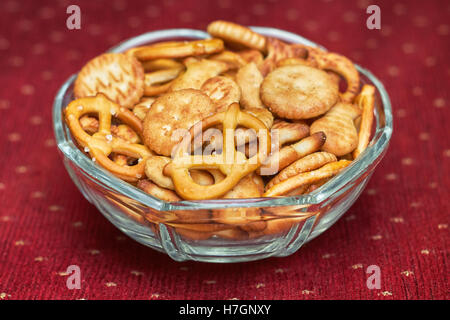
[140,58,184,72]
[169,59,228,91]
[144,155,215,190]
[65,94,152,182]
[74,53,145,109]
[143,66,184,96]
[258,37,308,76]
[129,38,225,61]
[310,102,361,156]
[259,132,326,175]
[266,152,337,190]
[201,76,241,112]
[264,160,351,197]
[207,20,267,52]
[352,85,375,158]
[306,48,360,103]
[163,103,271,200]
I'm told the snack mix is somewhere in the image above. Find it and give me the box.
[64,21,376,239]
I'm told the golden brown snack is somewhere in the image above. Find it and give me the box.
[352,85,375,158]
[130,38,225,60]
[143,67,184,96]
[260,65,339,120]
[164,103,271,200]
[144,155,215,190]
[74,53,145,109]
[266,152,337,190]
[79,115,99,134]
[132,97,155,120]
[258,37,308,76]
[236,62,264,109]
[142,89,216,156]
[212,174,265,231]
[140,58,184,72]
[207,20,267,52]
[137,179,180,202]
[65,94,151,182]
[201,76,241,112]
[307,48,360,103]
[237,49,264,65]
[145,155,175,190]
[271,120,310,145]
[264,160,351,197]
[244,107,274,129]
[310,102,361,156]
[169,59,228,91]
[259,132,326,175]
[209,50,247,70]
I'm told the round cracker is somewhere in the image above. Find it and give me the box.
[142,89,216,156]
[260,65,339,120]
[74,53,144,109]
[201,76,241,112]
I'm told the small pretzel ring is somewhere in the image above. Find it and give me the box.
[164,103,271,200]
[65,93,152,182]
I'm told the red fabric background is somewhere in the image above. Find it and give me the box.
[0,0,448,300]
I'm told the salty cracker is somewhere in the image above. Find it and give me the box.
[310,102,361,156]
[207,20,267,52]
[307,48,360,103]
[130,38,225,61]
[142,89,216,156]
[266,152,337,190]
[144,67,184,96]
[132,97,156,121]
[236,62,264,109]
[209,50,247,70]
[74,53,144,109]
[352,84,376,159]
[237,49,264,65]
[201,76,241,112]
[169,59,228,91]
[261,65,339,120]
[258,37,308,76]
[264,160,352,197]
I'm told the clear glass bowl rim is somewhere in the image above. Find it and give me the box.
[53,27,393,211]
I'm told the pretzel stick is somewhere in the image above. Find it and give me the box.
[264,160,351,197]
[259,132,326,175]
[130,38,225,60]
[352,85,375,158]
[266,152,337,190]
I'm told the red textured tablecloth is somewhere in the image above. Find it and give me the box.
[0,0,448,300]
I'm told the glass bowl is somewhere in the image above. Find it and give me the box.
[53,27,393,263]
